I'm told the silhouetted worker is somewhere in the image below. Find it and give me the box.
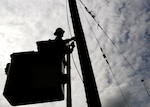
[53,28,75,54]
[36,28,75,64]
[52,28,75,64]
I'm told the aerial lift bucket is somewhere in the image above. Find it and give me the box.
[3,40,67,106]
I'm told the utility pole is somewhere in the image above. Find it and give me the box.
[68,0,102,107]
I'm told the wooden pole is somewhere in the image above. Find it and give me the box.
[68,0,102,107]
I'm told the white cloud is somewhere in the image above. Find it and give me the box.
[77,0,150,107]
[0,0,150,107]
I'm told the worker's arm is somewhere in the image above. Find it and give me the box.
[64,37,76,43]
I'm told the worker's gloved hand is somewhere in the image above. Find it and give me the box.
[68,42,75,53]
[71,37,76,41]
[71,42,75,48]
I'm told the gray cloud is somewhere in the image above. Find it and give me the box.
[81,0,150,107]
[0,0,150,107]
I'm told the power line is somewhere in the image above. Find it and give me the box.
[78,0,136,75]
[71,54,83,82]
[79,1,130,107]
[79,0,150,105]
[105,59,130,107]
[65,0,73,38]
[79,3,103,56]
[65,0,84,83]
[141,79,150,97]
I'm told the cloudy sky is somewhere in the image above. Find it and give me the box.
[0,0,150,107]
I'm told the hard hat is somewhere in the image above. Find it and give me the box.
[54,28,65,36]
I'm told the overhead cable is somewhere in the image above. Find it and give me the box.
[141,79,150,97]
[78,0,136,75]
[79,1,130,107]
[65,0,84,83]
